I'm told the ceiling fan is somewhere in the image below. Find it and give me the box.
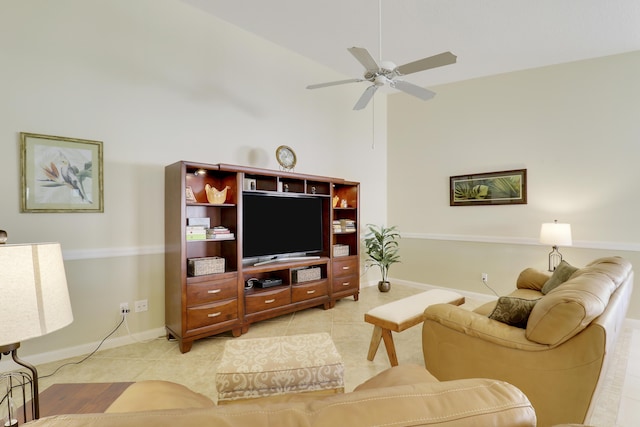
[306,0,456,110]
[307,47,457,110]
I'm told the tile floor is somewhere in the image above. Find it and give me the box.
[34,284,639,426]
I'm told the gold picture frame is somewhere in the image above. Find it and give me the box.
[450,169,527,206]
[20,132,104,213]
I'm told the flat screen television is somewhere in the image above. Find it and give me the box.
[242,193,323,261]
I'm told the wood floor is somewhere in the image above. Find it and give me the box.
[19,382,132,423]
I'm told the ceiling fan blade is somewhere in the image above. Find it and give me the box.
[396,52,457,76]
[353,85,378,110]
[348,47,379,72]
[391,80,436,101]
[306,78,363,89]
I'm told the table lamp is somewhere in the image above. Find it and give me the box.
[539,220,572,272]
[0,243,73,422]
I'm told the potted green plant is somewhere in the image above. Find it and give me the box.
[364,224,401,292]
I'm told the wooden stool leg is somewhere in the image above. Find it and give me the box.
[367,325,383,361]
[381,329,398,366]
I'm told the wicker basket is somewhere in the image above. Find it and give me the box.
[187,256,225,276]
[332,244,350,257]
[293,267,321,283]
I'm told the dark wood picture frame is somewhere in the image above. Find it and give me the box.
[450,169,527,206]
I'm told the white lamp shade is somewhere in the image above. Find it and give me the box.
[0,242,73,346]
[540,222,572,246]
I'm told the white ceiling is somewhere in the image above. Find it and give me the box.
[182,0,640,90]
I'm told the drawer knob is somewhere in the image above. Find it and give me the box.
[306,290,316,294]
[342,282,350,286]
[265,299,276,304]
[208,312,221,318]
[208,289,221,294]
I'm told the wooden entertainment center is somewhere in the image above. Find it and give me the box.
[164,161,360,353]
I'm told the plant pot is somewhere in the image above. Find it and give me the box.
[378,280,391,292]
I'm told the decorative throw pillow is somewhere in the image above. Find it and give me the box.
[488,296,540,329]
[541,260,578,294]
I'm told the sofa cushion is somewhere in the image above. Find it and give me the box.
[473,289,542,316]
[488,296,540,328]
[541,260,578,294]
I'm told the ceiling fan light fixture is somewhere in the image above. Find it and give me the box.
[379,60,397,73]
[374,75,389,86]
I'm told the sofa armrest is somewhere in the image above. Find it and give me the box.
[423,304,547,351]
[516,268,551,291]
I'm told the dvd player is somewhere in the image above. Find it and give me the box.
[255,278,283,288]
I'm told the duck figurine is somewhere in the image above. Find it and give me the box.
[205,184,230,204]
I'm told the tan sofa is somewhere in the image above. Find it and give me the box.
[422,256,633,427]
[25,364,536,426]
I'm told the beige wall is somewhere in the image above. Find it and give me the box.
[4,1,636,366]
[388,51,640,319]
[0,0,388,361]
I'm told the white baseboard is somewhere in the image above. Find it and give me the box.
[381,277,496,303]
[0,327,166,373]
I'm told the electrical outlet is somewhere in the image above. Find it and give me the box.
[119,302,130,315]
[134,299,148,313]
[481,273,488,282]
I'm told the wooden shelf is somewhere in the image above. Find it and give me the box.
[165,161,359,353]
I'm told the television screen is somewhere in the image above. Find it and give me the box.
[242,193,323,259]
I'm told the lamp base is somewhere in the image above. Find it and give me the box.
[0,342,39,420]
[548,246,563,272]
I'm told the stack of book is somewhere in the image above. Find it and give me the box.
[333,219,356,233]
[186,217,210,240]
[186,225,207,241]
[206,225,235,240]
[342,220,356,233]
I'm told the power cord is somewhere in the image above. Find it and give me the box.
[123,315,161,344]
[482,276,500,297]
[39,314,126,379]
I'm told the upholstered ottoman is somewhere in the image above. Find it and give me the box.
[215,332,344,403]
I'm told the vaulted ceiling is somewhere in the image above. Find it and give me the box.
[183,0,640,90]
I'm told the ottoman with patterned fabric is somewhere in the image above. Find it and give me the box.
[215,332,344,403]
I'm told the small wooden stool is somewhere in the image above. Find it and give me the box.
[365,289,464,366]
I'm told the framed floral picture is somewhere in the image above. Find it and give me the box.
[450,169,527,206]
[20,132,104,213]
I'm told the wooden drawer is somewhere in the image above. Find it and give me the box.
[245,287,291,314]
[186,299,238,330]
[292,280,328,303]
[187,276,237,306]
[332,256,358,279]
[332,275,358,293]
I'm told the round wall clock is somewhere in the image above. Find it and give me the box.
[276,145,297,171]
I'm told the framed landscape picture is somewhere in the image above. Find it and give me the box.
[450,169,527,206]
[20,132,104,213]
